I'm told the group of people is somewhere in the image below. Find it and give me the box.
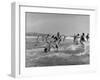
[73,33,89,47]
[44,32,62,53]
[43,32,89,53]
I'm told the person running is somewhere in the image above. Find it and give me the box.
[80,33,85,47]
[45,34,50,42]
[52,32,61,51]
[86,33,89,41]
[73,34,77,43]
[73,33,80,45]
[76,34,80,45]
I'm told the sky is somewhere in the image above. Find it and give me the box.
[25,12,89,35]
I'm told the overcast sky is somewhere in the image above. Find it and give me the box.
[25,12,89,35]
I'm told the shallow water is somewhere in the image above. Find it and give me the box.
[25,38,89,67]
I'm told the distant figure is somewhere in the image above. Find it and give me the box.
[62,35,66,41]
[73,34,77,43]
[73,33,80,45]
[76,34,80,45]
[57,32,60,37]
[80,33,85,47]
[86,33,89,41]
[45,34,50,42]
